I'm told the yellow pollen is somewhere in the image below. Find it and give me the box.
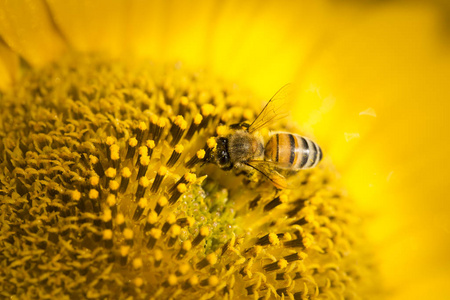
[138,197,148,208]
[120,245,130,257]
[89,176,99,186]
[280,194,288,203]
[206,253,217,265]
[303,235,313,249]
[146,140,155,149]
[158,196,168,206]
[268,233,280,245]
[178,263,190,275]
[157,119,166,128]
[150,115,158,124]
[110,144,120,153]
[201,104,215,116]
[216,125,227,136]
[170,225,181,237]
[208,275,219,287]
[167,213,176,224]
[128,137,138,147]
[174,144,184,153]
[189,276,199,286]
[116,213,125,225]
[283,232,292,241]
[150,228,162,239]
[243,108,254,120]
[123,228,134,240]
[193,114,203,125]
[154,249,163,261]
[89,155,99,164]
[71,190,81,201]
[278,259,288,269]
[109,180,119,190]
[207,137,217,149]
[305,213,315,223]
[134,278,143,287]
[139,176,150,187]
[180,96,189,105]
[138,121,147,131]
[133,258,143,269]
[177,183,187,193]
[200,226,210,237]
[88,189,99,199]
[196,149,205,159]
[185,173,196,184]
[110,151,120,161]
[106,136,115,146]
[174,115,184,125]
[182,241,192,251]
[140,155,150,166]
[220,113,230,123]
[106,194,116,206]
[138,146,148,156]
[168,274,178,286]
[102,209,112,222]
[121,167,131,178]
[187,217,195,227]
[103,229,113,240]
[147,211,158,224]
[158,166,168,176]
[105,168,116,178]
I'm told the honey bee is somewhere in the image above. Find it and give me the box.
[211,85,323,189]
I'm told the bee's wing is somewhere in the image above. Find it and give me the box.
[248,84,292,134]
[245,160,288,189]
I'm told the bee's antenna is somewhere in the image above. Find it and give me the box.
[243,162,285,189]
[229,122,250,130]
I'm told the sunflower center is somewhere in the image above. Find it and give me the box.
[0,55,379,299]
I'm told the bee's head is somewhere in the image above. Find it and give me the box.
[214,137,233,170]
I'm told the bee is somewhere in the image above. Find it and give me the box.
[211,85,323,189]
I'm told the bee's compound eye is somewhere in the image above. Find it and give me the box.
[216,137,231,168]
[219,152,230,165]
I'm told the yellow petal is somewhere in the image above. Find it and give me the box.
[0,42,20,90]
[291,2,450,298]
[0,0,449,298]
[0,0,66,66]
[47,0,128,56]
[127,0,216,64]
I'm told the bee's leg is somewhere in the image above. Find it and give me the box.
[235,169,260,184]
[222,165,234,171]
[229,122,250,130]
[240,122,250,130]
[234,170,247,176]
[283,169,299,178]
[232,164,251,177]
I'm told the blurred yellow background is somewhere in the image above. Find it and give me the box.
[0,0,449,298]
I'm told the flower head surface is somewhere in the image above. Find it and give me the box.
[1,1,449,299]
[0,56,378,299]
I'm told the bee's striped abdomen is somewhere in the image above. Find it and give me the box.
[264,133,322,170]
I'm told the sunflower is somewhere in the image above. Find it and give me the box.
[1,0,449,299]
